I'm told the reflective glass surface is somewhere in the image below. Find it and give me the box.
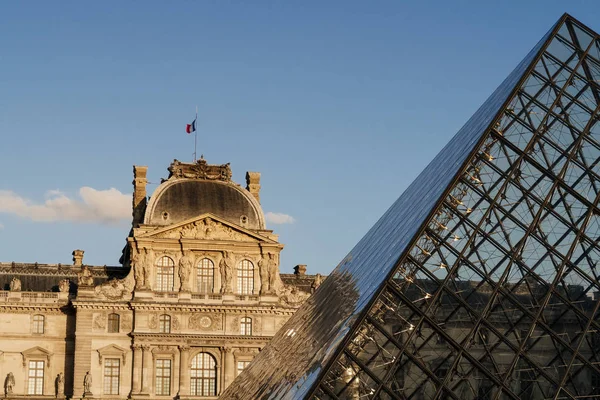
[220,14,600,400]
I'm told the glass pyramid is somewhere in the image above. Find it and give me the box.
[221,13,600,400]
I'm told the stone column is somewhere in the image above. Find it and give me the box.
[178,345,190,397]
[72,309,93,398]
[223,347,236,389]
[131,344,143,395]
[140,345,152,394]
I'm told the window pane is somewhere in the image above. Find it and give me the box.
[156,256,175,291]
[103,358,120,395]
[28,360,44,394]
[190,353,217,396]
[237,360,251,376]
[107,313,120,333]
[159,315,171,333]
[197,258,214,293]
[237,260,254,295]
[33,315,44,334]
[241,317,252,336]
[155,359,171,395]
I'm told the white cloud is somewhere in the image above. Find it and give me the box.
[265,212,296,225]
[0,187,130,225]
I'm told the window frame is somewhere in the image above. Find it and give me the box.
[107,313,120,333]
[155,359,172,396]
[237,259,254,295]
[156,256,175,292]
[159,314,171,334]
[32,314,45,334]
[237,360,252,376]
[103,358,120,395]
[240,317,252,336]
[196,258,215,294]
[27,360,45,395]
[190,352,217,397]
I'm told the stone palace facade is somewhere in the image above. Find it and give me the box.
[0,158,321,399]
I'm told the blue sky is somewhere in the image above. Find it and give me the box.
[1,1,599,274]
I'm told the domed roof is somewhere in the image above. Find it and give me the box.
[144,159,265,229]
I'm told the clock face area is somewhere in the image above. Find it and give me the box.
[200,316,212,328]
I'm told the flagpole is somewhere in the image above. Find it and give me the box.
[194,106,198,162]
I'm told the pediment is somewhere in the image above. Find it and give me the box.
[21,346,53,367]
[97,344,127,366]
[137,213,277,244]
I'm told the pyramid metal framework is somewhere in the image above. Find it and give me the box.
[221,14,600,400]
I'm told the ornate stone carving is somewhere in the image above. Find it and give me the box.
[133,248,153,290]
[311,273,323,292]
[121,315,132,331]
[77,266,94,287]
[220,251,233,294]
[9,277,21,292]
[93,313,106,330]
[279,285,310,306]
[148,314,158,329]
[56,372,64,397]
[189,314,222,331]
[4,372,14,395]
[258,256,269,295]
[229,316,240,332]
[172,316,180,331]
[94,274,134,300]
[59,279,70,293]
[158,218,253,241]
[178,252,193,292]
[267,253,282,293]
[168,158,232,181]
[83,371,92,394]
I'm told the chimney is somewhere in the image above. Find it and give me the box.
[132,165,148,227]
[294,264,307,276]
[72,250,85,266]
[246,172,261,203]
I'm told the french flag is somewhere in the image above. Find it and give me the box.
[186,119,196,134]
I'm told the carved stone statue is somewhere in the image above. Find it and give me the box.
[311,273,323,292]
[83,371,92,394]
[132,251,144,289]
[258,255,269,294]
[56,372,64,396]
[219,251,233,294]
[59,279,70,293]
[4,372,14,395]
[267,253,280,293]
[133,249,153,289]
[9,277,21,292]
[178,252,193,292]
[78,266,94,286]
[142,249,153,289]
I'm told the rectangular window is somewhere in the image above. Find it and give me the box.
[155,359,172,396]
[32,315,45,334]
[28,360,44,395]
[237,360,251,376]
[103,358,120,395]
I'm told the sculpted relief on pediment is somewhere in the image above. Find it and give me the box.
[154,217,257,242]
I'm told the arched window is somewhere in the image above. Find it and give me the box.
[32,315,45,334]
[107,313,120,333]
[240,317,252,336]
[159,314,171,333]
[197,258,214,293]
[190,353,217,396]
[156,256,175,292]
[237,260,254,295]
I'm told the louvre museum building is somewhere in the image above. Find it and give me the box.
[0,158,320,399]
